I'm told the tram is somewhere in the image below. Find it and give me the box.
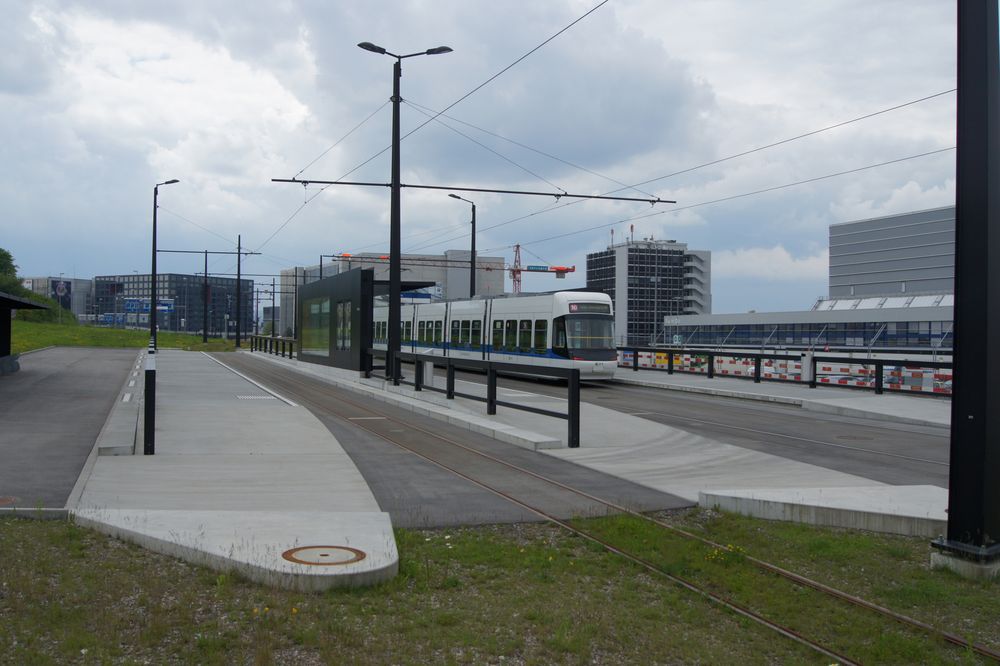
[373,291,618,379]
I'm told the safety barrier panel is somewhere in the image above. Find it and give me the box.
[617,347,952,397]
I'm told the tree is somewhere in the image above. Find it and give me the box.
[0,248,16,278]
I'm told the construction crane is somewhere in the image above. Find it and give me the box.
[509,244,575,294]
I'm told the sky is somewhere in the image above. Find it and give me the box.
[1,0,957,313]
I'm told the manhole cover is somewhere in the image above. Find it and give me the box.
[0,496,18,507]
[835,435,874,441]
[281,545,367,566]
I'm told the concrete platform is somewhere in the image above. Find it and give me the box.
[244,351,949,537]
[69,350,397,591]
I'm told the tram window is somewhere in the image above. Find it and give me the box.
[418,321,426,344]
[493,321,503,350]
[471,320,482,349]
[505,320,517,351]
[434,320,443,345]
[519,320,532,352]
[460,320,471,346]
[534,320,547,353]
[403,321,412,343]
[553,317,567,349]
[451,320,460,346]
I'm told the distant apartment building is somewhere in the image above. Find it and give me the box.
[586,238,711,346]
[278,250,505,338]
[93,273,253,336]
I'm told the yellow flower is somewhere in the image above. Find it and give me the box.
[291,607,299,615]
[252,608,259,615]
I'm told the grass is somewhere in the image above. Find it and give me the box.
[10,319,236,354]
[0,510,995,664]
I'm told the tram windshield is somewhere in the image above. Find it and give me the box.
[564,314,614,350]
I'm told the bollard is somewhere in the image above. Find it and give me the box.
[667,351,674,375]
[143,346,156,455]
[707,353,714,378]
[446,362,455,399]
[754,356,762,383]
[568,369,580,448]
[874,361,884,395]
[487,368,497,415]
[415,358,423,391]
[632,348,639,372]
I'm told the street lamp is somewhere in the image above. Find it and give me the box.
[358,41,452,382]
[151,179,179,348]
[448,194,477,297]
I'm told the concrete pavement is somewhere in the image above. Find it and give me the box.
[69,349,397,592]
[245,351,949,538]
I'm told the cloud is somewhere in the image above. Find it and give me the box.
[714,246,828,281]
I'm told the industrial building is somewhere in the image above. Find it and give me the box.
[585,238,712,346]
[662,207,954,352]
[93,273,253,337]
[21,276,93,318]
[278,249,505,338]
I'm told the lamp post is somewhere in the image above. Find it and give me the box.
[150,179,179,348]
[146,178,178,456]
[358,40,452,381]
[448,194,477,297]
[57,272,65,324]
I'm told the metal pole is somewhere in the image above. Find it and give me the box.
[236,234,242,348]
[293,267,298,339]
[319,255,323,280]
[271,278,276,337]
[143,342,155,454]
[202,250,208,343]
[470,203,476,297]
[389,57,402,382]
[938,0,1000,560]
[151,185,158,347]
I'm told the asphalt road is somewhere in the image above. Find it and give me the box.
[447,369,951,488]
[219,353,692,528]
[0,347,136,508]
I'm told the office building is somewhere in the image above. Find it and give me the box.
[22,276,93,318]
[586,238,711,346]
[93,273,253,336]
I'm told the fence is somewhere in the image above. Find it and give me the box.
[249,335,296,358]
[372,350,581,448]
[618,347,952,396]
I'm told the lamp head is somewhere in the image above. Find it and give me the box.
[425,46,453,55]
[164,179,179,185]
[448,194,461,200]
[357,41,386,54]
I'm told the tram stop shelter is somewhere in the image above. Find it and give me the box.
[296,269,434,372]
[1,290,48,375]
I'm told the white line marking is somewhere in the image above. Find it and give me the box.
[122,393,132,403]
[128,380,135,387]
[628,412,655,416]
[347,417,387,420]
[200,352,299,407]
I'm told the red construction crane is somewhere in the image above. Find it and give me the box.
[509,244,575,294]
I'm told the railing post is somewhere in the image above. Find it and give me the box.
[393,355,401,386]
[707,353,714,378]
[875,360,884,395]
[809,356,817,388]
[446,362,455,399]
[667,351,674,375]
[487,367,497,415]
[415,357,423,391]
[568,369,580,448]
[632,348,639,372]
[754,355,762,383]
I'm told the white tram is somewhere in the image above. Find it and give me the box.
[373,291,617,379]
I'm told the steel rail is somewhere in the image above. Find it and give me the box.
[227,354,1000,662]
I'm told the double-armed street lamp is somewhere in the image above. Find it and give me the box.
[448,194,477,297]
[357,40,452,381]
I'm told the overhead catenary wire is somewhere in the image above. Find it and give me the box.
[258,0,611,251]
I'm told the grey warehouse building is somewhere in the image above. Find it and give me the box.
[586,238,711,346]
[662,207,954,352]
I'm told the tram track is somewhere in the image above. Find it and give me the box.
[219,354,998,663]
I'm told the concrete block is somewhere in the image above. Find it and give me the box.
[930,552,1000,581]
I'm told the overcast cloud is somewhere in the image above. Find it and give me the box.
[1,0,956,312]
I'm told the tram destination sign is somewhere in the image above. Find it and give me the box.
[569,302,611,314]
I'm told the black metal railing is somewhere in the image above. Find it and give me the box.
[618,347,953,396]
[249,335,296,358]
[370,350,581,448]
